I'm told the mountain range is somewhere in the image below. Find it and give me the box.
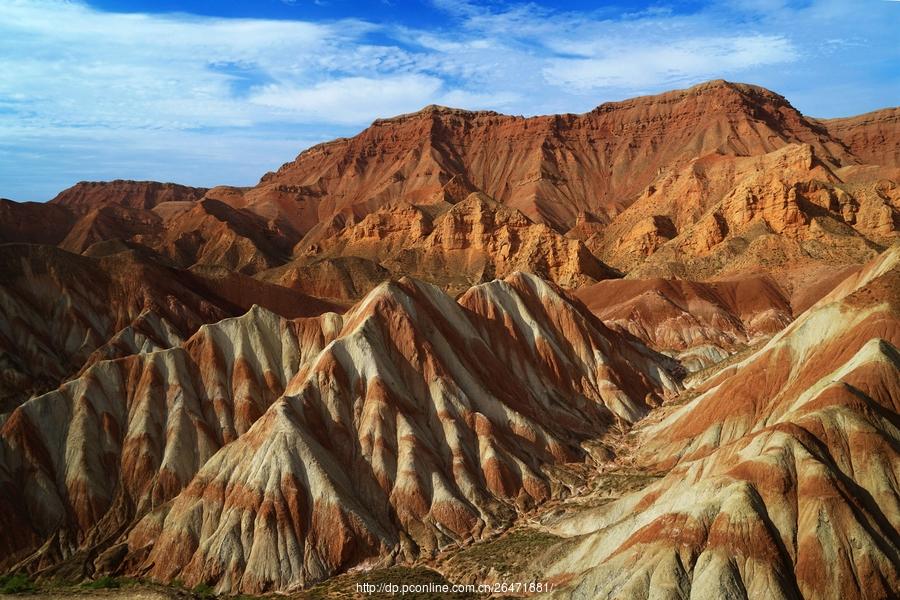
[0,79,898,599]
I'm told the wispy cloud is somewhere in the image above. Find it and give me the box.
[0,0,897,200]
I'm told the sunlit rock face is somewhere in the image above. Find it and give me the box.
[0,273,679,593]
[0,79,897,597]
[541,247,900,600]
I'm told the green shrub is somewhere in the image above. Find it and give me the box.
[0,572,36,594]
[192,582,216,599]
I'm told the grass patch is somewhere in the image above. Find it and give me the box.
[447,528,561,576]
[0,573,36,594]
[192,582,216,599]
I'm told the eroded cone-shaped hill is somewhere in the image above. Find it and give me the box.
[0,244,337,413]
[540,246,900,600]
[0,273,679,592]
[0,80,898,598]
[0,307,343,575]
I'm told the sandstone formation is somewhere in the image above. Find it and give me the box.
[819,107,900,168]
[575,275,793,371]
[258,256,391,305]
[51,181,208,213]
[540,247,900,600]
[244,81,854,236]
[4,80,896,293]
[0,274,680,593]
[293,192,616,294]
[1,80,898,598]
[0,245,334,413]
[589,143,897,283]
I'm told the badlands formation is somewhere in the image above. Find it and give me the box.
[0,80,898,598]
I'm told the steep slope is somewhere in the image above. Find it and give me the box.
[127,274,677,593]
[820,107,900,168]
[0,245,335,413]
[575,275,793,370]
[8,80,898,291]
[54,198,296,275]
[539,246,900,600]
[0,273,680,593]
[257,256,391,305]
[0,245,224,412]
[591,144,897,282]
[0,307,342,577]
[242,80,855,236]
[0,199,74,245]
[293,192,616,293]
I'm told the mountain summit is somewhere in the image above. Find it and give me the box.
[1,80,898,598]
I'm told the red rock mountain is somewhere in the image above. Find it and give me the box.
[541,247,900,600]
[0,80,898,598]
[818,107,900,168]
[50,180,208,213]
[5,80,891,296]
[0,273,680,592]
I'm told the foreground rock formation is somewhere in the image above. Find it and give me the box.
[0,80,898,598]
[0,273,679,592]
[540,247,900,600]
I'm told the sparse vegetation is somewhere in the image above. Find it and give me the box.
[192,582,216,599]
[81,575,121,589]
[0,573,36,594]
[446,528,562,577]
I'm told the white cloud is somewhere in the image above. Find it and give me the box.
[547,35,798,91]
[250,75,445,124]
[0,0,896,200]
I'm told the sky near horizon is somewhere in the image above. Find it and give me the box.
[1,0,898,201]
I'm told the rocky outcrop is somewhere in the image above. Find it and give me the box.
[575,275,793,370]
[0,245,337,413]
[6,81,898,288]
[542,247,900,600]
[50,181,208,213]
[820,107,900,168]
[592,144,897,282]
[1,80,898,598]
[0,199,74,245]
[257,256,391,305]
[292,193,617,292]
[0,274,680,593]
[0,307,342,577]
[243,81,856,236]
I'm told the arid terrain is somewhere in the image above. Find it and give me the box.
[1,80,898,599]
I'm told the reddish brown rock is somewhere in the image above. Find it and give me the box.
[0,273,680,592]
[820,107,900,167]
[575,275,793,370]
[241,81,854,237]
[50,180,207,212]
[542,247,900,600]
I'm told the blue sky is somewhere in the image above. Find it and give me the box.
[1,0,898,201]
